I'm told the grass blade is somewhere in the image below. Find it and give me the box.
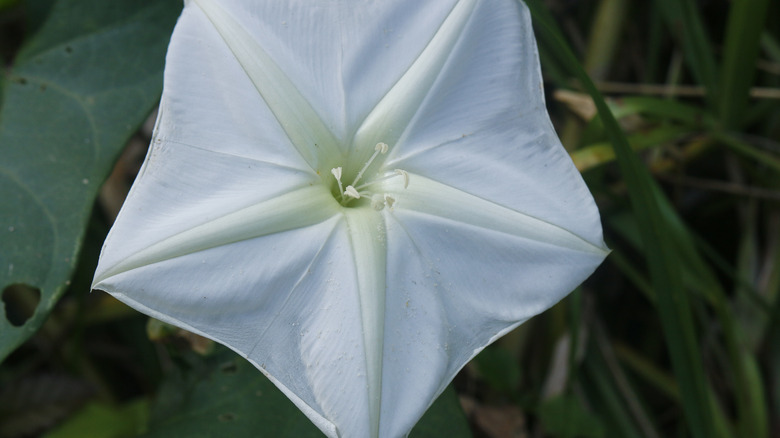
[524,2,717,437]
[651,0,719,102]
[719,0,771,128]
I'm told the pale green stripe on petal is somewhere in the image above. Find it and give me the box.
[386,174,609,255]
[192,0,342,172]
[353,0,476,163]
[94,186,340,284]
[342,208,387,438]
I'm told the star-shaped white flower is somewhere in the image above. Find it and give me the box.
[92,0,608,436]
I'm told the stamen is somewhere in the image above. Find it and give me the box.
[344,185,361,199]
[351,142,389,187]
[394,169,409,189]
[331,167,344,198]
[332,142,404,207]
[370,194,385,211]
[354,168,411,191]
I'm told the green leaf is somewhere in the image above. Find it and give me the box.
[580,343,643,438]
[144,347,471,438]
[0,0,181,360]
[651,0,719,103]
[718,0,771,128]
[712,131,780,175]
[572,125,691,172]
[0,0,18,11]
[410,386,472,438]
[539,395,605,438]
[42,400,149,438]
[474,345,521,395]
[609,97,714,128]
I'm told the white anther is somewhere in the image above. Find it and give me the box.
[375,142,389,154]
[344,185,361,199]
[384,194,396,209]
[394,169,409,189]
[331,167,344,198]
[370,194,385,211]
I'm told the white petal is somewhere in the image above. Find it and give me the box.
[351,0,475,166]
[95,141,316,281]
[96,212,407,438]
[190,0,343,170]
[96,217,351,437]
[384,174,607,255]
[179,0,348,144]
[369,174,605,436]
[176,0,464,154]
[180,0,476,160]
[94,185,340,284]
[92,1,609,437]
[158,3,317,173]
[375,183,606,436]
[337,0,466,139]
[382,0,604,244]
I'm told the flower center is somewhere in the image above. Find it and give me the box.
[330,142,409,210]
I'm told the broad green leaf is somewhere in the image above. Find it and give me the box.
[143,347,471,438]
[0,0,181,361]
[142,348,322,438]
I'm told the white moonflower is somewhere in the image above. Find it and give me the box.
[92,0,609,436]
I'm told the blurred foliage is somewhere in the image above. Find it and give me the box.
[1,0,779,437]
[137,345,469,438]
